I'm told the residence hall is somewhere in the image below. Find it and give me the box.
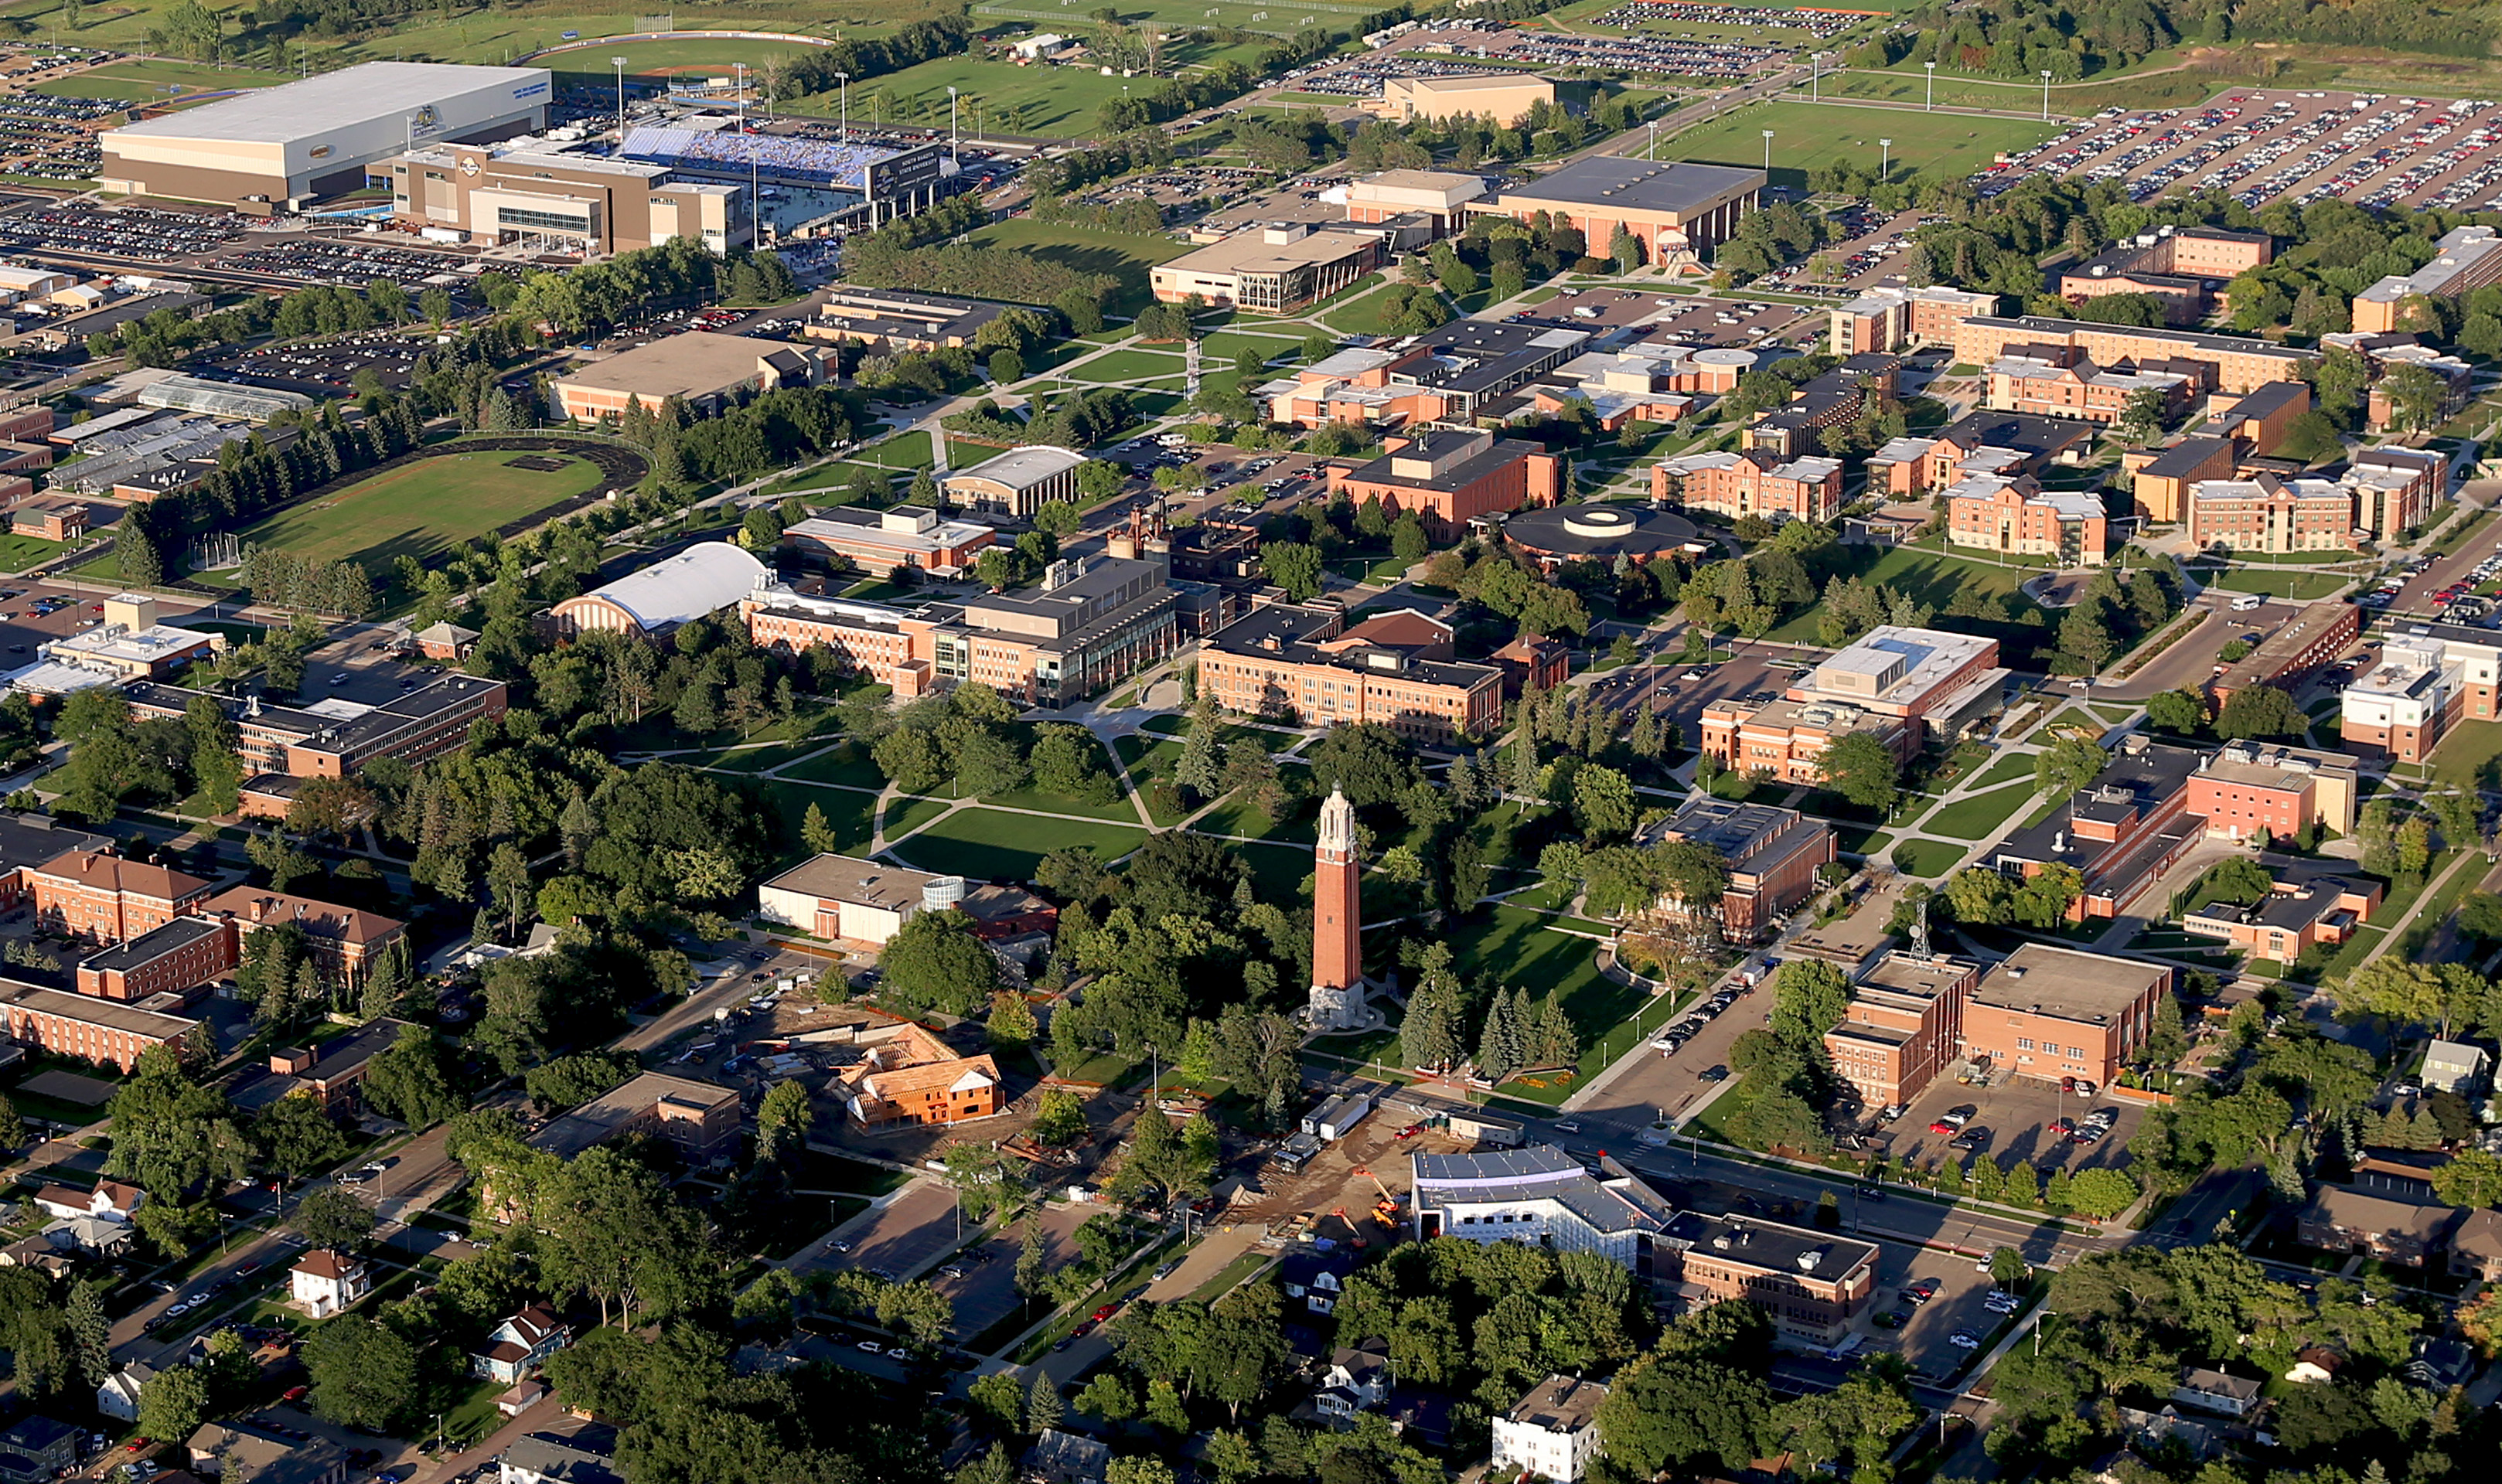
[2208,600,2364,708]
[2354,224,2502,333]
[121,672,510,779]
[2182,740,2359,842]
[0,981,197,1071]
[1258,320,1590,429]
[1979,342,2196,425]
[1822,948,1981,1109]
[25,850,213,942]
[1652,448,1845,524]
[1149,223,1381,315]
[1467,157,1765,261]
[742,556,1177,706]
[2180,870,2380,964]
[0,814,112,911]
[387,142,742,256]
[1365,73,1556,127]
[941,445,1087,520]
[1655,1212,1878,1345]
[203,887,406,985]
[1323,428,1563,533]
[1828,284,1999,356]
[74,914,234,1002]
[1863,410,2093,499]
[2341,620,2502,764]
[755,853,1055,948]
[1941,472,2107,567]
[1198,602,1507,743]
[1743,354,1900,458]
[2187,450,2442,553]
[1635,798,1834,941]
[549,332,822,421]
[1950,316,2318,397]
[835,1019,1005,1129]
[2055,226,2273,323]
[779,505,995,578]
[1956,942,2171,1090]
[1699,626,2006,783]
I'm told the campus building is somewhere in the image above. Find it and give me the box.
[779,505,996,578]
[1410,1145,1677,1271]
[97,62,552,207]
[2182,740,2360,842]
[1199,604,1507,743]
[551,333,822,422]
[2126,436,2240,524]
[1979,342,2196,425]
[2341,621,2502,763]
[0,982,197,1071]
[1365,73,1556,127]
[1700,627,2006,783]
[1828,284,1999,356]
[387,143,743,254]
[1992,737,2204,921]
[1951,316,2317,396]
[803,288,1014,352]
[2056,227,2273,323]
[1941,472,2107,566]
[1636,798,1834,941]
[1467,157,1764,261]
[1864,411,2094,499]
[2185,472,2358,553]
[1652,448,1845,524]
[755,853,1054,948]
[1149,224,1382,315]
[2209,597,2364,706]
[2181,871,2380,965]
[530,1071,742,1163]
[1655,1213,1879,1345]
[834,1020,1005,1130]
[1823,949,1981,1109]
[25,851,214,944]
[549,543,768,640]
[74,915,232,1002]
[1344,168,1488,236]
[1324,428,1564,533]
[1956,943,2171,1090]
[743,584,938,696]
[941,445,1088,520]
[2353,225,2502,333]
[203,888,407,986]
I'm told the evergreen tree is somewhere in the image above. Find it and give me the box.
[119,523,162,588]
[802,802,841,856]
[1528,989,1579,1068]
[65,1282,111,1390]
[1026,1373,1064,1432]
[1476,984,1531,1081]
[1397,948,1465,1072]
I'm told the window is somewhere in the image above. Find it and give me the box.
[2016,1036,2034,1050]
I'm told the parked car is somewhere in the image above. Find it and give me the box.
[1948,1329,1982,1350]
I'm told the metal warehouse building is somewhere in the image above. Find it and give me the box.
[98,61,552,208]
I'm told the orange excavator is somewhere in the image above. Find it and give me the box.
[1352,1167,1405,1229]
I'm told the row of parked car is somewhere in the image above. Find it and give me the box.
[1650,979,1754,1057]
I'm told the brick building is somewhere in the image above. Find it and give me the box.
[1655,1213,1878,1345]
[2294,1186,2456,1266]
[2209,603,2364,710]
[74,914,233,1002]
[2055,227,2272,322]
[835,1020,1005,1129]
[1980,342,2196,424]
[755,854,1054,948]
[530,1070,743,1163]
[1823,949,1980,1108]
[1652,448,1845,524]
[1744,355,1900,457]
[1701,627,2006,783]
[201,887,407,985]
[2341,621,2500,763]
[1466,157,1764,261]
[1637,798,1834,941]
[1942,472,2107,566]
[1951,316,2317,397]
[2187,472,2361,553]
[0,814,111,912]
[2352,225,2502,333]
[2182,740,2359,842]
[1827,284,1999,356]
[1344,168,1488,234]
[2126,437,2240,523]
[780,505,996,578]
[941,445,1087,520]
[1865,410,2093,498]
[1324,429,1563,533]
[122,673,510,780]
[0,982,196,1070]
[1992,737,2204,920]
[2181,872,2379,964]
[26,851,213,943]
[1199,603,1506,743]
[1956,943,2171,1089]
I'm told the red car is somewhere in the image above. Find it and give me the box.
[1928,1120,1957,1135]
[1092,1304,1118,1322]
[283,1386,308,1402]
[1395,1124,1423,1140]
[1071,1319,1098,1339]
[125,1440,152,1453]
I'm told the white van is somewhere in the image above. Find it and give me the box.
[2230,594,2263,611]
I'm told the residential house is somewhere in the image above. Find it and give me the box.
[184,1423,348,1484]
[1491,1374,1609,1483]
[2286,1347,2346,1384]
[1315,1339,1392,1421]
[1280,1247,1358,1316]
[2293,1187,2453,1267]
[2117,1407,2216,1460]
[2170,1367,2263,1418]
[1020,1429,1111,1484]
[472,1304,570,1383]
[31,1179,145,1222]
[0,1418,80,1484]
[2422,1038,2493,1096]
[97,1361,155,1422]
[289,1248,371,1318]
[2449,1207,2502,1282]
[499,1430,623,1484]
[2405,1336,2476,1390]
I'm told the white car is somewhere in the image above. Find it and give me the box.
[1948,1329,1982,1350]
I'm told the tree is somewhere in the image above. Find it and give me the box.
[1260,541,1323,601]
[1027,1373,1064,1432]
[2430,1148,2502,1208]
[1308,722,1422,808]
[2146,688,2207,735]
[254,1091,347,1178]
[1030,1086,1087,1147]
[1398,947,1466,1073]
[2204,856,2275,906]
[297,1187,377,1251]
[137,1363,211,1444]
[1819,732,1900,812]
[1597,1356,1776,1479]
[2062,1167,2140,1220]
[989,990,1039,1048]
[2214,684,2303,740]
[879,909,1000,1016]
[2334,959,2449,1033]
[105,1046,250,1200]
[2010,862,2084,929]
[756,1081,815,1164]
[360,1024,462,1128]
[1988,1245,2030,1288]
[1476,984,1532,1082]
[1769,959,1851,1047]
[2033,737,2106,798]
[304,1317,418,1431]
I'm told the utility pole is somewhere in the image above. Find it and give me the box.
[1924,61,1937,111]
[2040,70,2052,121]
[613,56,628,140]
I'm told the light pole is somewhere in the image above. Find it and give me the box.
[1761,129,1774,172]
[612,56,628,140]
[2033,1309,2057,1356]
[1811,51,1822,102]
[1924,61,1937,111]
[1647,118,1657,159]
[949,84,960,162]
[1880,138,1891,179]
[2040,70,2052,121]
[834,72,849,141]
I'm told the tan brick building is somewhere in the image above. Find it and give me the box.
[1200,604,1505,743]
[1827,284,1999,356]
[1365,73,1556,127]
[387,143,743,255]
[1957,944,2170,1089]
[1951,316,2317,396]
[1653,448,1845,523]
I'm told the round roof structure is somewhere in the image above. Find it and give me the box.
[1501,502,1700,562]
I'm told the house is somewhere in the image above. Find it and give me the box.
[184,1422,348,1484]
[2422,1038,2493,1096]
[2170,1367,2263,1418]
[527,1071,741,1164]
[1280,1247,1358,1316]
[97,1360,157,1421]
[43,1213,135,1256]
[1315,1339,1392,1420]
[1491,1374,1609,1483]
[0,1418,80,1484]
[2118,1406,2216,1460]
[1020,1428,1111,1484]
[2286,1346,2345,1384]
[288,1248,370,1318]
[31,1179,145,1222]
[499,1430,622,1484]
[2293,1186,2455,1267]
[412,621,479,662]
[2405,1336,2476,1390]
[472,1303,570,1383]
[1,1233,77,1278]
[2449,1207,2502,1282]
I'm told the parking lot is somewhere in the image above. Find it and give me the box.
[1585,650,1807,742]
[1763,209,1931,295]
[0,201,245,260]
[1883,1070,2140,1180]
[1986,88,2502,211]
[195,330,424,397]
[215,236,472,288]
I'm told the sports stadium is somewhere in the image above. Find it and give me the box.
[618,121,956,225]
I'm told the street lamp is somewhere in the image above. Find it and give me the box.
[1811,51,1822,102]
[949,84,960,162]
[2040,70,2052,121]
[1647,118,1657,159]
[1880,138,1891,179]
[612,56,629,140]
[1761,129,1774,172]
[2033,1309,2057,1357]
[1924,60,1937,111]
[834,72,849,141]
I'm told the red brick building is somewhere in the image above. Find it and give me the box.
[1958,944,2171,1089]
[1653,448,1846,524]
[1824,950,1980,1108]
[1325,430,1563,534]
[1200,604,1507,744]
[1639,798,1835,941]
[2181,872,2379,964]
[1942,473,2108,567]
[27,851,213,943]
[0,983,196,1071]
[201,887,407,985]
[1657,1213,1879,1345]
[75,914,234,1001]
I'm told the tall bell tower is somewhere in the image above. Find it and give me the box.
[1306,785,1365,1030]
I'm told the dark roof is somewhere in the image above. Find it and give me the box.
[1995,741,2203,881]
[2224,380,2309,423]
[2142,436,2238,478]
[1341,434,1547,495]
[1936,410,2096,461]
[1660,1211,1878,1281]
[79,913,230,973]
[1202,604,1502,693]
[1502,157,1764,216]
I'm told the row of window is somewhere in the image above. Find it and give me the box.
[2011,1036,2091,1057]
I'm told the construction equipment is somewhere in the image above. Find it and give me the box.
[1352,1166,1406,1228]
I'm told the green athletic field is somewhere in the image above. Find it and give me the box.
[224,448,605,570]
[1660,100,2057,189]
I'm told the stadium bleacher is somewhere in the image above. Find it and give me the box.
[619,124,900,186]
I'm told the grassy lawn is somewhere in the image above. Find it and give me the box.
[1890,837,1975,878]
[1966,753,2037,792]
[1224,839,1314,904]
[1062,349,1187,385]
[1317,279,1418,335]
[0,533,67,573]
[2419,719,2502,796]
[1662,100,2056,191]
[752,780,878,863]
[34,59,294,100]
[1446,906,1676,1106]
[2190,565,2356,600]
[963,221,1190,318]
[1194,788,1319,845]
[885,807,1148,881]
[1921,784,2034,841]
[225,448,603,570]
[1195,331,1304,368]
[1764,543,2042,642]
[779,742,886,789]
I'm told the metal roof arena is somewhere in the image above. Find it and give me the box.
[108,62,548,145]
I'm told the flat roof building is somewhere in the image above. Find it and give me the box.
[1410,1144,1676,1271]
[782,505,995,578]
[1825,948,1979,1108]
[1325,427,1563,533]
[1201,602,1506,744]
[551,332,821,422]
[1657,1211,1880,1345]
[1472,157,1764,261]
[530,1071,741,1162]
[804,288,1013,352]
[2354,225,2502,333]
[1959,944,2171,1088]
[1150,224,1382,315]
[1345,168,1487,235]
[1366,73,1556,128]
[99,62,552,207]
[1638,798,1834,941]
[387,142,743,256]
[2342,620,2502,764]
[1,980,198,1071]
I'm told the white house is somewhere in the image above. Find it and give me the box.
[96,1361,155,1422]
[471,1304,570,1383]
[1492,1374,1609,1484]
[2170,1367,2262,1418]
[2422,1039,2493,1096]
[31,1179,145,1223]
[1314,1340,1390,1421]
[288,1250,370,1319]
